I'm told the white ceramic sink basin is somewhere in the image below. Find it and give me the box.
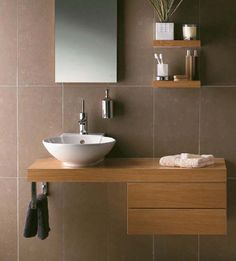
[43,133,116,167]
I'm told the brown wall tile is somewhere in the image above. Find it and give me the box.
[18,0,55,86]
[0,88,17,177]
[18,87,62,177]
[115,0,153,85]
[155,235,198,261]
[0,0,17,85]
[200,88,236,177]
[172,0,199,40]
[200,179,236,261]
[200,0,236,85]
[64,86,154,157]
[63,183,108,261]
[63,85,109,134]
[107,184,153,261]
[0,179,17,261]
[154,89,200,157]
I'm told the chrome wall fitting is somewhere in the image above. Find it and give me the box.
[78,99,88,134]
[31,182,49,209]
[102,89,113,119]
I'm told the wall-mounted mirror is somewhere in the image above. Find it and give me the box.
[55,0,117,83]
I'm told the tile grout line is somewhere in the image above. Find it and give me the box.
[15,84,154,88]
[198,234,200,261]
[152,9,156,161]
[12,85,62,88]
[0,85,17,88]
[107,185,111,261]
[62,183,65,261]
[16,0,20,260]
[61,89,64,261]
[201,85,236,88]
[62,83,64,132]
[152,234,155,261]
[106,184,110,261]
[152,87,155,158]
[7,84,236,88]
[198,89,202,155]
[152,9,156,260]
[198,0,201,156]
[198,0,201,259]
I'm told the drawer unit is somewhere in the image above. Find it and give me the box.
[128,209,226,235]
[127,182,227,235]
[128,183,226,209]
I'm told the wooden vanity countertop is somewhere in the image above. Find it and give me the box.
[27,158,226,183]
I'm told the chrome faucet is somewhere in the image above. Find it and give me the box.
[78,99,88,134]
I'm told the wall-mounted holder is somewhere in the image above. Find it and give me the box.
[156,63,169,81]
[31,182,49,209]
[152,41,201,88]
[102,89,113,119]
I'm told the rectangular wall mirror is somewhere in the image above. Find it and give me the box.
[55,0,117,83]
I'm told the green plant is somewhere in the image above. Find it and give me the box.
[149,0,184,22]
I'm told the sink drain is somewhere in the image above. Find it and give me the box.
[80,139,85,144]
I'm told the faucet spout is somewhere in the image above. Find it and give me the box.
[78,99,88,134]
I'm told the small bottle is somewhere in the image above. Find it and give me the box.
[185,50,193,80]
[102,89,113,119]
[192,50,199,80]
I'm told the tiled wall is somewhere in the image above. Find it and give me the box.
[0,0,236,260]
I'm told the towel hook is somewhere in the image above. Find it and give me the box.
[31,182,49,209]
[42,182,48,196]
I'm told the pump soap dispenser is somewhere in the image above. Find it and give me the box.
[102,89,113,119]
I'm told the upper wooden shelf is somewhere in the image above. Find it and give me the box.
[153,40,201,48]
[27,158,226,183]
[153,80,201,88]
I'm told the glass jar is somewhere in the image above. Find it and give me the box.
[182,24,197,40]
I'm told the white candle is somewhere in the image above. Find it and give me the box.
[183,24,197,40]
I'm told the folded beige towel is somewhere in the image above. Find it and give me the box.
[159,153,215,168]
[180,153,201,159]
[159,154,180,167]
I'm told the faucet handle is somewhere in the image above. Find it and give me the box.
[78,99,88,134]
[79,112,87,123]
[81,98,85,113]
[78,112,88,134]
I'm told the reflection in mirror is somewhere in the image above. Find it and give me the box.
[55,0,117,83]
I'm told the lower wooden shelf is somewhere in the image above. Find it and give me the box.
[152,80,201,88]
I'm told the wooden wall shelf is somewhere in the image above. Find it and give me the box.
[153,40,201,48]
[28,158,226,183]
[152,80,201,88]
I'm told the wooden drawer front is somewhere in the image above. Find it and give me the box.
[128,183,226,209]
[128,209,227,235]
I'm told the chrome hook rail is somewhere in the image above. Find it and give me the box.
[31,182,49,209]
